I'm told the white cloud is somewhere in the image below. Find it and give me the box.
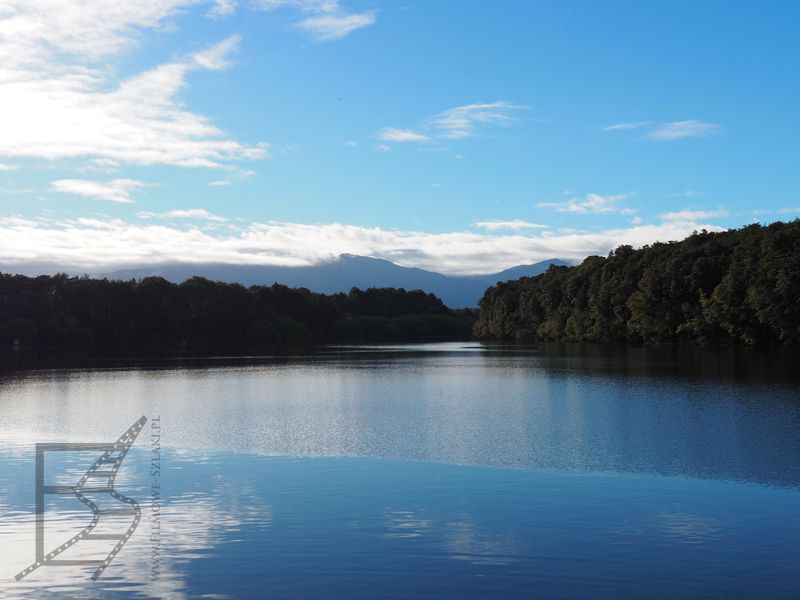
[379,101,527,146]
[603,120,724,141]
[602,121,652,131]
[0,162,19,172]
[473,220,549,231]
[430,101,528,139]
[192,34,241,69]
[50,178,152,203]
[659,209,729,222]
[297,12,376,40]
[253,0,334,10]
[0,4,268,170]
[376,144,391,152]
[376,128,430,143]
[207,168,255,186]
[209,0,238,17]
[137,208,228,222]
[0,1,201,61]
[0,215,726,276]
[344,140,358,147]
[537,192,633,214]
[253,0,376,40]
[647,120,723,141]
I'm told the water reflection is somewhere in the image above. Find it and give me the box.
[1,343,798,487]
[658,512,723,546]
[0,448,273,598]
[441,515,521,566]
[1,454,799,597]
[0,343,799,597]
[384,510,432,539]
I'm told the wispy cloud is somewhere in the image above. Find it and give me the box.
[0,216,727,276]
[537,192,634,214]
[602,119,724,141]
[377,101,527,147]
[137,209,228,222]
[0,163,19,172]
[602,121,652,131]
[430,102,528,139]
[377,128,430,143]
[192,34,242,69]
[473,220,549,231]
[751,206,800,216]
[298,12,376,40]
[50,179,152,203]
[659,209,728,222]
[646,120,723,141]
[0,4,268,170]
[209,0,238,17]
[254,0,376,40]
[208,169,255,187]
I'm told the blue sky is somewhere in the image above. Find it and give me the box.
[0,1,798,274]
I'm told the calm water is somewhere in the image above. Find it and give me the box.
[1,342,799,598]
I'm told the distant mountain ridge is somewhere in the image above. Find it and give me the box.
[104,254,570,307]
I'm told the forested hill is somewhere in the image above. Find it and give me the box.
[475,220,800,346]
[0,276,475,352]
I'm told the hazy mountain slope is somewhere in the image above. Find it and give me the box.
[104,254,567,307]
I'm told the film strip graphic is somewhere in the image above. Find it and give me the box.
[15,416,147,582]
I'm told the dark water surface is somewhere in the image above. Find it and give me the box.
[1,343,799,598]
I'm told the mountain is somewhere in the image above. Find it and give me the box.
[104,255,570,308]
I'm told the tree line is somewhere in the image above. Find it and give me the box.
[0,274,475,353]
[475,220,800,346]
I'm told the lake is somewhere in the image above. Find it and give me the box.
[1,342,799,598]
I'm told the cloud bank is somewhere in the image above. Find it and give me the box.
[0,216,725,276]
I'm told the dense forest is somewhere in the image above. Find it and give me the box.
[475,220,800,346]
[0,274,475,353]
[4,220,799,353]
